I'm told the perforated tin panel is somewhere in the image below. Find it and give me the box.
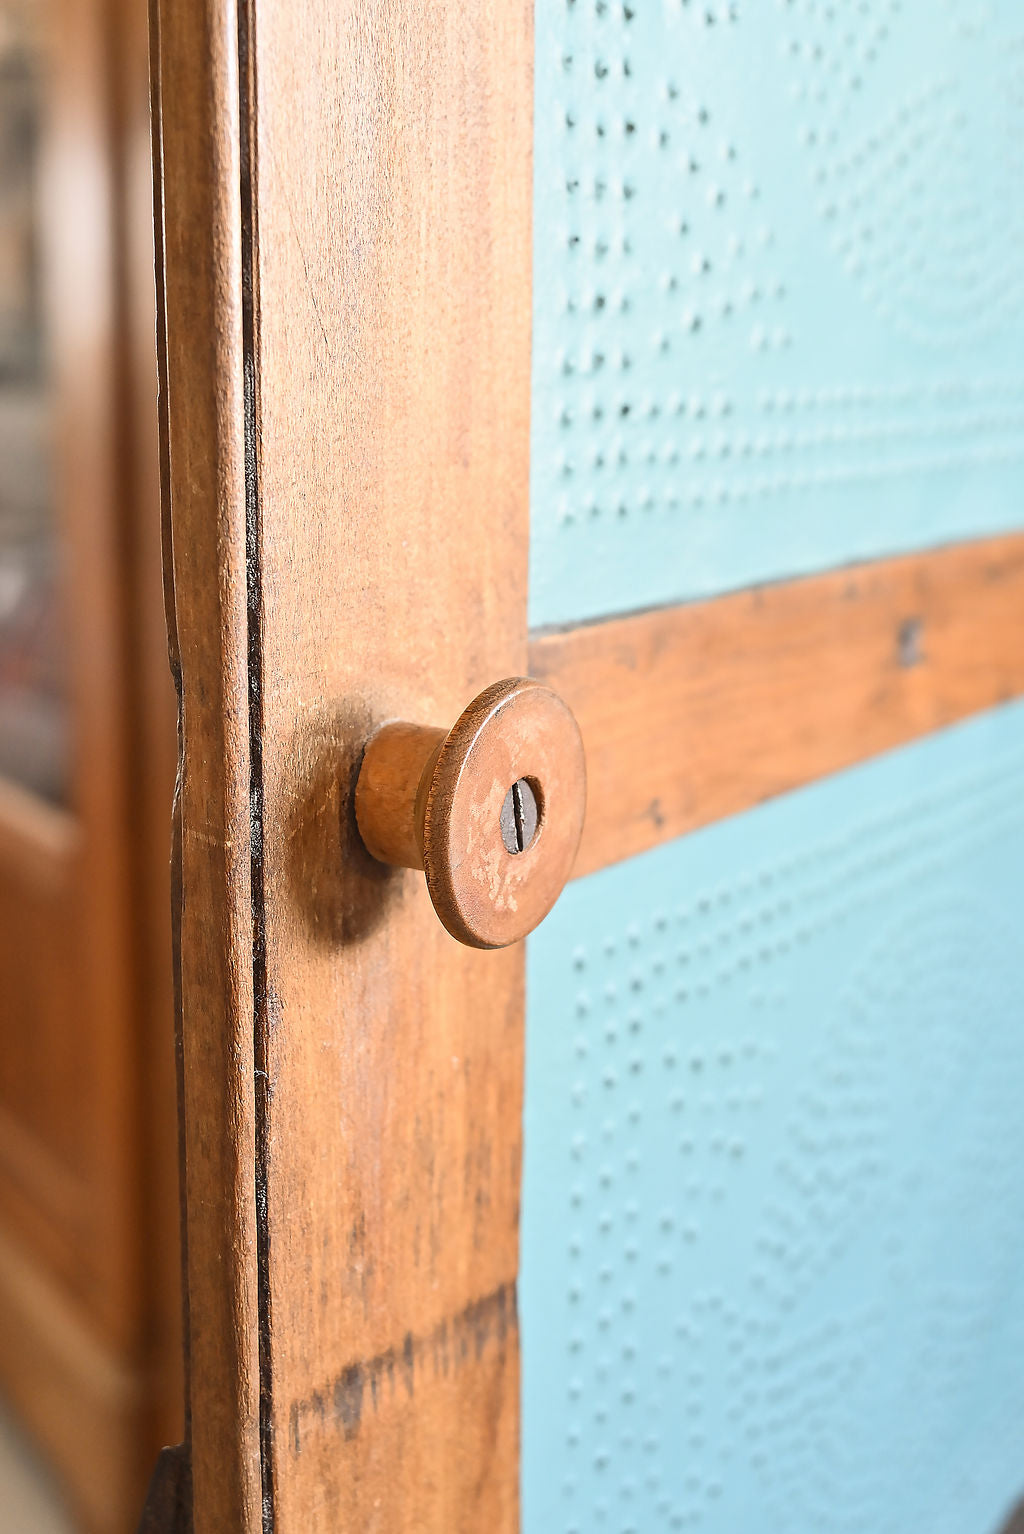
[521,702,1024,1533]
[530,0,1024,625]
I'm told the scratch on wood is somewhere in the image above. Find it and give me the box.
[287,1281,516,1454]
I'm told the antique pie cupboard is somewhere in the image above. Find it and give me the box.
[149,1,1024,1532]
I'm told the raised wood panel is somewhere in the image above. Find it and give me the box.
[0,868,88,1197]
[0,0,182,1524]
[530,534,1024,879]
[4,0,139,1351]
[0,1225,143,1534]
[0,777,78,878]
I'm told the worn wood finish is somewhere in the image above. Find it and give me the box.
[530,534,1024,880]
[356,678,586,948]
[150,0,260,1529]
[419,679,583,949]
[248,0,532,1521]
[154,0,532,1528]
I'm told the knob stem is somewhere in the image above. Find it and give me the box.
[355,722,446,870]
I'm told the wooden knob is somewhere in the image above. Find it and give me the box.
[355,677,587,948]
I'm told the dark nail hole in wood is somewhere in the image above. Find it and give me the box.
[898,615,924,668]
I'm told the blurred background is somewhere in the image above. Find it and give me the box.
[0,0,182,1529]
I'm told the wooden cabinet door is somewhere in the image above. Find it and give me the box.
[151,2,1024,1532]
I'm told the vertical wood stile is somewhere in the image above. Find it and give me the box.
[152,0,533,1528]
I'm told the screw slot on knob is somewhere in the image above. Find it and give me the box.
[499,778,540,855]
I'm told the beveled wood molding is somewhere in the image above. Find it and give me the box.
[531,534,1024,880]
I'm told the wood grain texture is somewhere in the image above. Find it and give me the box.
[247,0,531,1525]
[150,0,261,1527]
[154,0,533,1528]
[531,534,1024,880]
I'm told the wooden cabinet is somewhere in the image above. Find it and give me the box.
[0,1,181,1529]
[151,3,1024,1533]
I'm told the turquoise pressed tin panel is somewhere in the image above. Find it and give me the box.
[529,0,1024,626]
[523,3,1024,1527]
[521,704,1024,1533]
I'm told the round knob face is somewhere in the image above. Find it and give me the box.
[422,678,587,949]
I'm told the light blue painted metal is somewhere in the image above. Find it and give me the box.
[521,702,1024,1533]
[530,0,1024,626]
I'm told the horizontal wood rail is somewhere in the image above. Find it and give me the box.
[530,534,1024,880]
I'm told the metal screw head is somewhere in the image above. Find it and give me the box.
[500,777,540,854]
